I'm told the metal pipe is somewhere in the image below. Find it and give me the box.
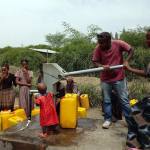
[63,65,123,76]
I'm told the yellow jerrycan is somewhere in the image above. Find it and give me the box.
[0,111,14,131]
[14,109,27,120]
[78,107,87,118]
[32,107,40,116]
[65,93,80,106]
[8,116,24,127]
[80,94,90,109]
[60,93,78,128]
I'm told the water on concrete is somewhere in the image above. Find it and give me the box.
[0,108,127,150]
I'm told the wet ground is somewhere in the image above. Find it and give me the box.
[0,108,127,150]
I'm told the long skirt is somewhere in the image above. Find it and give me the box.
[19,86,34,118]
[0,88,15,111]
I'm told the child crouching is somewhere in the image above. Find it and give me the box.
[35,83,59,138]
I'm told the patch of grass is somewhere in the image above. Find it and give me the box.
[128,78,150,100]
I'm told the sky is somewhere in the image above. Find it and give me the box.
[0,0,149,48]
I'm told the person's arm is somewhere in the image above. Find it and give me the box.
[128,67,145,76]
[22,69,32,84]
[16,77,31,87]
[125,48,134,62]
[119,40,134,62]
[15,70,31,87]
[124,61,146,77]
[56,98,61,105]
[35,97,41,106]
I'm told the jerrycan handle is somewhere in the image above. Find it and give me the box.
[80,94,86,98]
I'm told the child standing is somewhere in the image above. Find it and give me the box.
[35,83,59,138]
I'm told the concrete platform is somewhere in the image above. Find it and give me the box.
[0,108,127,150]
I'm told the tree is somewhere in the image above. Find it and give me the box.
[120,26,147,47]
[47,22,99,71]
[46,32,66,49]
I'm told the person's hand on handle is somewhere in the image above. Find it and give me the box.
[123,61,131,70]
[102,65,110,71]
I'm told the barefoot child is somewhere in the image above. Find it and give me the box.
[35,83,59,137]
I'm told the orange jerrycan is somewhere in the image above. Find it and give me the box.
[60,93,78,128]
[80,94,90,109]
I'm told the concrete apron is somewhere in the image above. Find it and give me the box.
[0,115,127,150]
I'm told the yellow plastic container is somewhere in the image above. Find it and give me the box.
[60,94,78,128]
[78,107,87,118]
[65,93,80,107]
[130,99,138,107]
[32,108,40,116]
[0,115,2,131]
[13,109,27,120]
[8,116,24,127]
[0,111,14,131]
[80,94,90,109]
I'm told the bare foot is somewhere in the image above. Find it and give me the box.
[39,133,48,138]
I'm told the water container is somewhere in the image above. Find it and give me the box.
[32,108,40,116]
[14,109,27,120]
[130,99,141,115]
[65,93,80,106]
[60,94,78,128]
[78,107,87,118]
[8,116,24,127]
[0,115,2,131]
[0,111,14,131]
[80,94,90,109]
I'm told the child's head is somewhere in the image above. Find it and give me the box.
[37,83,47,95]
